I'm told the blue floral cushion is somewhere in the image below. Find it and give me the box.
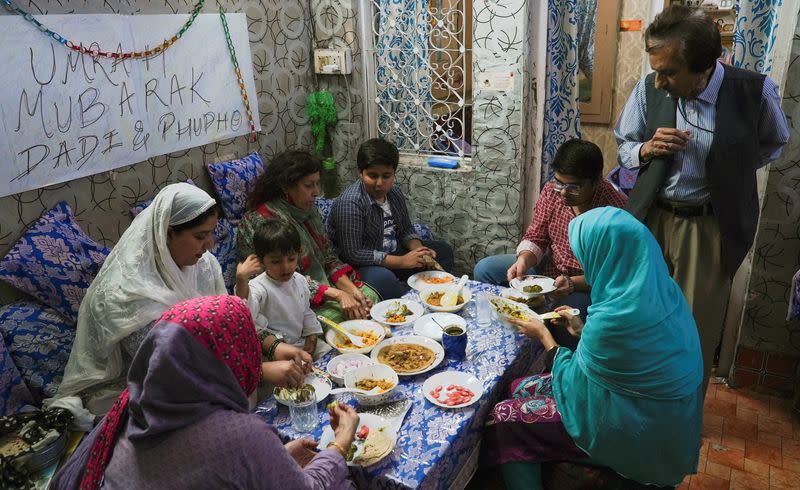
[210,218,238,293]
[413,224,434,241]
[0,301,75,405]
[0,202,110,322]
[607,166,638,197]
[0,337,35,415]
[206,152,265,222]
[315,197,334,224]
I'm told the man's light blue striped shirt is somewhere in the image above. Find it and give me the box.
[614,61,789,204]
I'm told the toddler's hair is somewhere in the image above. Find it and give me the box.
[252,218,302,258]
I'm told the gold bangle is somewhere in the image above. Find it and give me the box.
[327,441,347,458]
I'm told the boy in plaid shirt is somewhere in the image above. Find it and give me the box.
[328,139,454,299]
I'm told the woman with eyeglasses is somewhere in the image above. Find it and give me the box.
[474,139,627,329]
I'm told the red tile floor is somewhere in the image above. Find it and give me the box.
[679,380,800,490]
[467,380,800,489]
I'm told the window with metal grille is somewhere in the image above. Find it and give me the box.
[360,0,473,161]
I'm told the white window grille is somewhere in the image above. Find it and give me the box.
[359,0,473,161]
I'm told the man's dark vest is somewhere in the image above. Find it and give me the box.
[625,64,765,278]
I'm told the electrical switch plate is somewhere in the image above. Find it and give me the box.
[313,48,353,75]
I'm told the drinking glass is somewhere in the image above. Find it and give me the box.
[476,292,492,327]
[289,392,318,432]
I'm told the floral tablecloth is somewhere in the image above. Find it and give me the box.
[254,281,542,489]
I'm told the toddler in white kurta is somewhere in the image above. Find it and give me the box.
[244,272,321,348]
[234,217,322,356]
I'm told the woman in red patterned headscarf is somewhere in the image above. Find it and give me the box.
[54,295,359,490]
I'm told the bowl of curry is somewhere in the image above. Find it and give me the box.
[344,363,400,405]
[420,285,472,313]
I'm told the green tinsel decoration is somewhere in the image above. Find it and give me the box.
[307,91,338,155]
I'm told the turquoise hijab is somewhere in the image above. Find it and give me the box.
[567,207,701,399]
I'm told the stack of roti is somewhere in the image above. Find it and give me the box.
[353,429,393,466]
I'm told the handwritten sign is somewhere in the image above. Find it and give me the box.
[0,14,260,197]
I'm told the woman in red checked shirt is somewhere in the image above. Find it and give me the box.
[474,140,627,326]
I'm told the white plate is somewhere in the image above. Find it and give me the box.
[317,413,397,466]
[407,271,457,291]
[324,319,386,355]
[414,312,467,342]
[370,299,425,327]
[273,373,333,406]
[422,371,484,409]
[499,287,546,309]
[509,275,556,296]
[488,295,541,324]
[370,335,445,376]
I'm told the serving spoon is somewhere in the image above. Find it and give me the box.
[441,274,469,307]
[318,315,366,347]
[329,386,382,396]
[539,308,580,320]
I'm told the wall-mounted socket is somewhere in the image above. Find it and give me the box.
[313,48,353,75]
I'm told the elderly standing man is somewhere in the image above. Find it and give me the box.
[615,5,789,390]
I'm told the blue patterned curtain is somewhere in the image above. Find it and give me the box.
[732,0,783,74]
[543,0,582,181]
[375,0,432,150]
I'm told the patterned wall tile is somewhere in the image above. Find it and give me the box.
[738,17,800,355]
[0,0,360,302]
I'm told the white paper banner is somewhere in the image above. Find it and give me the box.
[0,13,260,197]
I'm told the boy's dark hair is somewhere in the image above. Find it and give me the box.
[252,218,302,258]
[645,5,721,73]
[357,138,399,172]
[551,139,604,181]
[171,203,221,233]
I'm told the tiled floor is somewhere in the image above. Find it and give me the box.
[679,381,800,490]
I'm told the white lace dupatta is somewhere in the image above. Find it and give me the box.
[53,183,226,401]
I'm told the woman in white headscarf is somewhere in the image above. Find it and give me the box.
[47,183,309,427]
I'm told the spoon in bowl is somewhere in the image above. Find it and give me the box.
[441,274,469,307]
[329,386,382,396]
[317,315,366,348]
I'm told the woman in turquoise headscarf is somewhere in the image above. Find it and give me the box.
[484,207,703,488]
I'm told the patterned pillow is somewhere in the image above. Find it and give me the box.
[0,338,35,415]
[210,218,238,293]
[206,152,265,222]
[607,166,638,197]
[413,224,434,241]
[0,301,75,405]
[0,202,110,322]
[315,197,334,225]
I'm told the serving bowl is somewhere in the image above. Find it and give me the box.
[344,363,399,406]
[324,319,385,354]
[326,353,374,385]
[419,285,472,313]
